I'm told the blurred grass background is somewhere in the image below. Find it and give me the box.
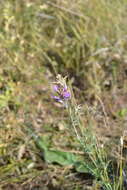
[0,0,127,189]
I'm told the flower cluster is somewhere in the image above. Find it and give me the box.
[51,75,71,106]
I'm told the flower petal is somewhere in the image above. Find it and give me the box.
[52,95,60,100]
[53,85,59,92]
[63,91,71,99]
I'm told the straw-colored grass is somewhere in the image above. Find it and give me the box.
[0,0,127,189]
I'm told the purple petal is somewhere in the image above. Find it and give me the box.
[53,85,59,92]
[63,91,71,99]
[63,86,67,91]
[51,95,60,100]
[51,95,63,103]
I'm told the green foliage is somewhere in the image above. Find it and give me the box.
[118,108,127,118]
[36,133,108,176]
[36,137,80,168]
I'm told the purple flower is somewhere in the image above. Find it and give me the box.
[62,91,71,99]
[51,84,71,104]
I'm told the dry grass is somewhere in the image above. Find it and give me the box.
[0,0,127,189]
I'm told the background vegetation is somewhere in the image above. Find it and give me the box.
[0,0,127,189]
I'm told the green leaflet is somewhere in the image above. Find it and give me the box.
[35,136,90,173]
[118,108,127,117]
[74,161,92,173]
[44,149,77,166]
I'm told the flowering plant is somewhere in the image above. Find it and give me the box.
[51,74,71,107]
